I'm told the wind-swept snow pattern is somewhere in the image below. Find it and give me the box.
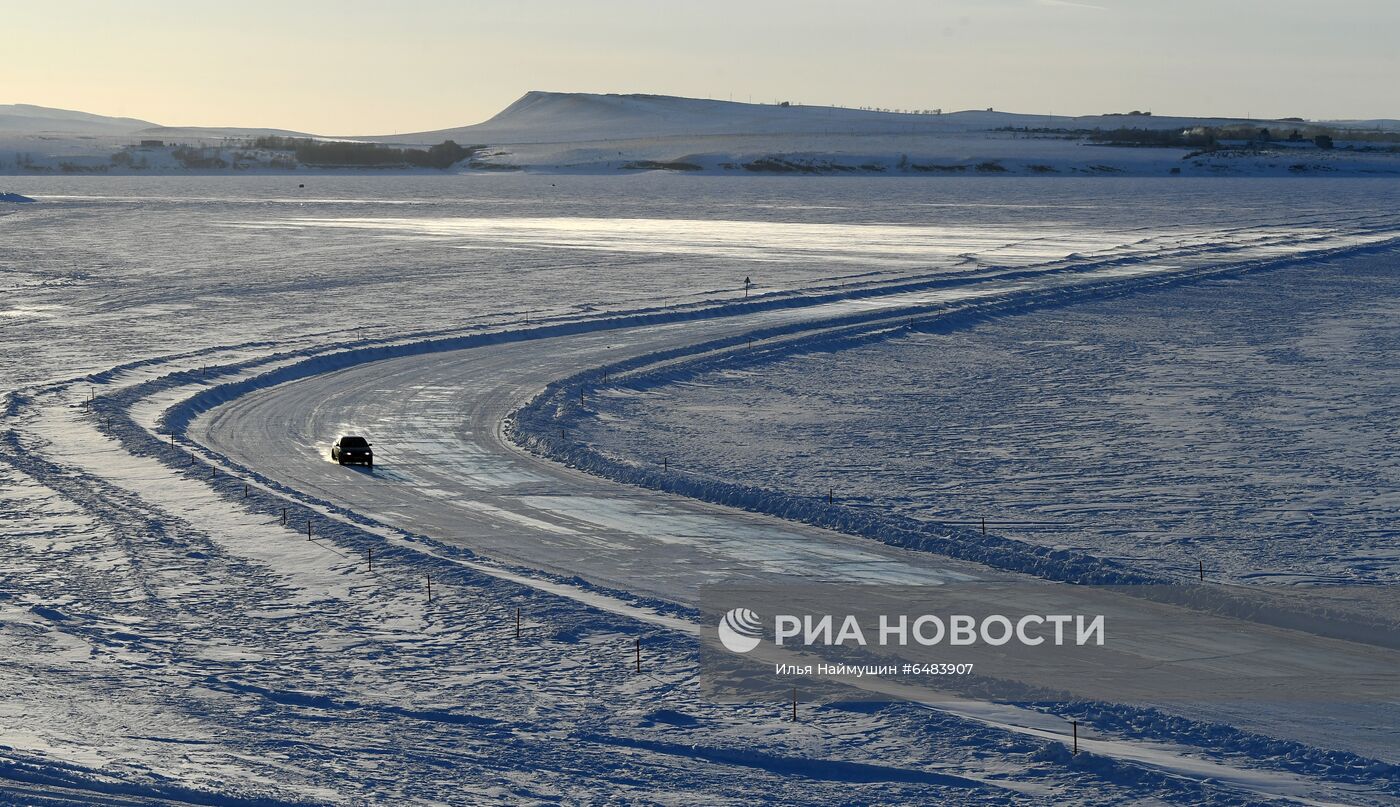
[4,175,1400,804]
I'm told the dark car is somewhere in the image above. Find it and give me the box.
[331,435,373,467]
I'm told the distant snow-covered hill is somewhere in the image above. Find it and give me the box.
[383,91,1303,146]
[1,92,1396,176]
[0,103,155,134]
[0,104,312,140]
[133,125,316,141]
[364,92,1396,177]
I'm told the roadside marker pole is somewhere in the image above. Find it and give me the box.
[663,457,668,472]
[307,520,312,540]
[515,607,521,639]
[634,638,640,673]
[1199,559,1204,581]
[791,688,797,722]
[367,548,373,571]
[243,483,249,498]
[281,507,287,525]
[828,488,833,505]
[981,517,986,536]
[1072,720,1079,755]
[426,573,433,603]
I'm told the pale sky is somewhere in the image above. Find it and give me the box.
[8,0,1396,134]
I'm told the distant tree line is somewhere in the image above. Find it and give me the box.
[998,122,1398,151]
[1089,128,1216,148]
[1087,124,1394,150]
[248,137,477,168]
[173,145,228,169]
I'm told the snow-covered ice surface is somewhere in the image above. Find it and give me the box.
[8,174,1400,390]
[566,251,1400,586]
[3,175,1400,804]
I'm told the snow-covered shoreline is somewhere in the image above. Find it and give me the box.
[6,92,1399,177]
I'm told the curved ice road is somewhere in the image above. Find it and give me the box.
[181,227,1400,802]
